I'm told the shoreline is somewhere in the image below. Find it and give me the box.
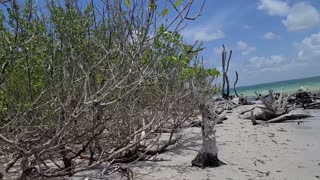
[229,76,320,97]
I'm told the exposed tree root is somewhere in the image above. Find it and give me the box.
[191,148,225,168]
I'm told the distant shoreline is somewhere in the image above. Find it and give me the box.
[237,75,320,89]
[230,76,320,96]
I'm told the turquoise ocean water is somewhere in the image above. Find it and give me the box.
[232,76,320,96]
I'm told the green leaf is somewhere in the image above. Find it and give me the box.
[208,68,220,77]
[125,0,130,7]
[174,0,182,8]
[162,8,169,16]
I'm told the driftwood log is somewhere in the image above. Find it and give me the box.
[191,104,224,168]
[251,111,312,125]
[303,102,320,109]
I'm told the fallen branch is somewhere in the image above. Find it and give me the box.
[239,106,256,115]
[267,113,312,123]
[5,154,21,172]
[251,113,312,124]
[303,102,320,109]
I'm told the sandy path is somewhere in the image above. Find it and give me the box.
[131,109,320,180]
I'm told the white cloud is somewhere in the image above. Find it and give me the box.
[183,28,225,42]
[248,55,287,71]
[258,1,320,32]
[263,32,279,40]
[246,32,320,73]
[296,32,320,61]
[237,40,256,55]
[258,0,289,17]
[282,3,320,32]
[194,30,225,42]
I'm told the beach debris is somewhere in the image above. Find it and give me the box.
[266,113,312,123]
[241,105,275,120]
[191,103,224,168]
[287,89,320,109]
[245,89,314,125]
[297,121,304,125]
[290,91,313,106]
[302,101,320,109]
[253,159,265,166]
[255,170,270,177]
[250,108,312,125]
[239,94,251,105]
[256,89,289,117]
[211,98,238,112]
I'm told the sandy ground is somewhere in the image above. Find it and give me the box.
[128,108,320,180]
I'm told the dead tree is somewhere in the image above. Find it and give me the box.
[221,45,232,99]
[233,71,239,97]
[191,103,224,168]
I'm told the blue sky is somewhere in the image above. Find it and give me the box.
[177,0,320,86]
[1,0,319,86]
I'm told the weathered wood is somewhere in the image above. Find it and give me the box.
[234,71,239,97]
[0,163,12,180]
[191,104,224,168]
[255,89,289,117]
[221,45,233,99]
[251,112,312,124]
[303,102,320,109]
[267,113,312,123]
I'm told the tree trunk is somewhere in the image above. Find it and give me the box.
[221,46,226,98]
[225,74,230,98]
[220,45,233,99]
[191,104,224,168]
[234,71,239,97]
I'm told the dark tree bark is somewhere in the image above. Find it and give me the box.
[191,104,224,168]
[221,45,233,99]
[234,71,239,97]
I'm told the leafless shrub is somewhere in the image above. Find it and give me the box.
[0,0,218,179]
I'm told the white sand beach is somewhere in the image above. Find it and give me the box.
[126,108,320,180]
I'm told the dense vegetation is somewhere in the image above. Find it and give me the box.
[0,0,218,178]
